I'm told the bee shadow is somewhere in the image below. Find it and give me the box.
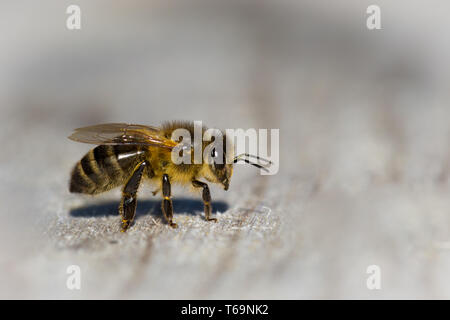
[69,198,229,219]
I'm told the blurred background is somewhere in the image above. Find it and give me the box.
[0,0,449,299]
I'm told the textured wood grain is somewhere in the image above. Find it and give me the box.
[0,1,449,299]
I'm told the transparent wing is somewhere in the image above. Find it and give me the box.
[68,123,177,149]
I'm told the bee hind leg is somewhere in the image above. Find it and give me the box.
[162,174,177,228]
[119,161,147,232]
[192,180,217,222]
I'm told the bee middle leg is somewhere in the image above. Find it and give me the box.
[119,161,146,232]
[192,180,217,222]
[162,174,177,228]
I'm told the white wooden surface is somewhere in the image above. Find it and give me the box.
[0,1,449,299]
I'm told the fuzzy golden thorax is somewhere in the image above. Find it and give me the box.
[161,121,234,190]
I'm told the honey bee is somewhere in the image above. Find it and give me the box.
[68,122,272,231]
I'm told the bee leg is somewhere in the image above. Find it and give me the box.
[192,180,217,222]
[119,161,146,232]
[162,174,177,228]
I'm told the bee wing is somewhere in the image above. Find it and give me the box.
[68,123,177,149]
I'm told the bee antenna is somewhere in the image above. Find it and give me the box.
[233,153,273,165]
[233,157,271,172]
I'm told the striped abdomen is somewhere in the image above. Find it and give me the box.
[70,145,147,194]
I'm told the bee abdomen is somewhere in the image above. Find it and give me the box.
[69,161,96,194]
[69,145,145,194]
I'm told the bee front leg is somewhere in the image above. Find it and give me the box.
[119,161,147,232]
[192,180,217,222]
[162,174,177,228]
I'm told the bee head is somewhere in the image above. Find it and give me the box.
[208,146,234,190]
[201,132,235,191]
[202,132,273,189]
